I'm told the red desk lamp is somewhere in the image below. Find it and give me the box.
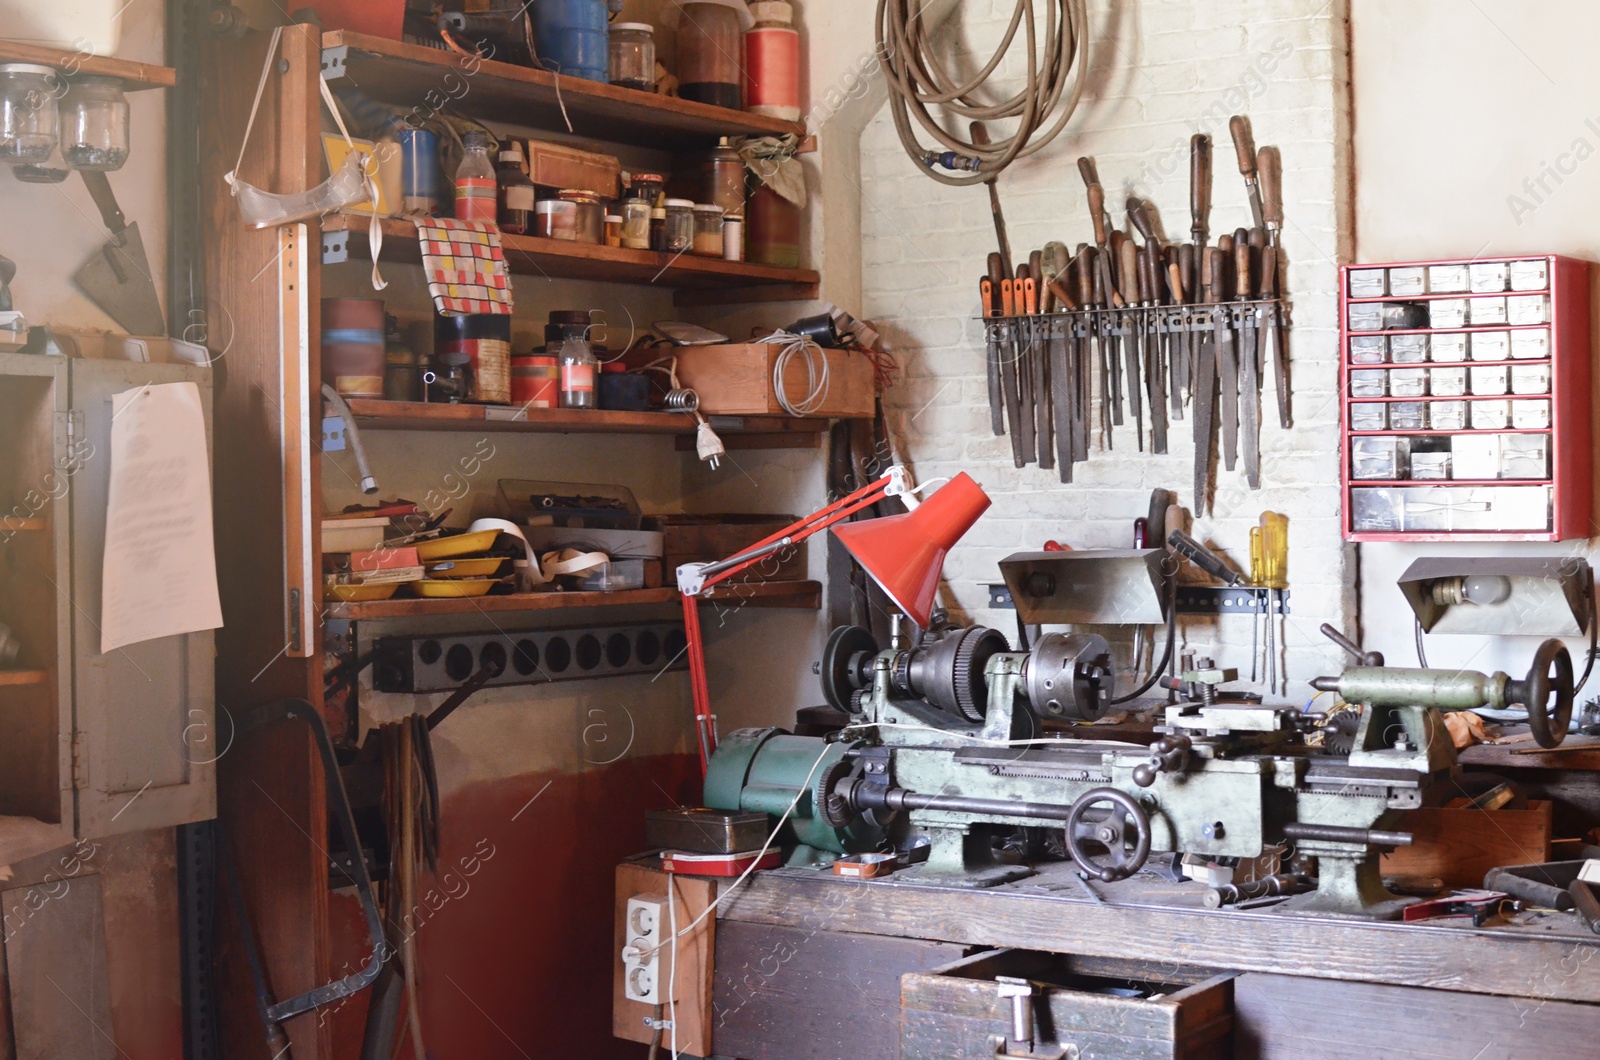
[676,469,991,774]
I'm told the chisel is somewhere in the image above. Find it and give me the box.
[1106,230,1126,427]
[1229,114,1265,230]
[1194,248,1221,515]
[1139,244,1168,454]
[1090,248,1112,448]
[1000,276,1026,467]
[1051,258,1075,481]
[1026,262,1053,471]
[1178,242,1197,408]
[1236,235,1261,489]
[1259,145,1290,429]
[1165,247,1185,422]
[1190,134,1212,248]
[1216,232,1239,472]
[1015,264,1037,463]
[1118,237,1142,452]
[1073,245,1095,462]
[984,254,1006,436]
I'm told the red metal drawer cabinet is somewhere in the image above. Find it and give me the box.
[1338,255,1592,541]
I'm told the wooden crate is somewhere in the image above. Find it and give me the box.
[1381,799,1552,888]
[901,950,1233,1060]
[656,514,807,583]
[612,862,715,1055]
[671,342,876,417]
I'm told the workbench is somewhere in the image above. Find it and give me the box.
[701,858,1600,1059]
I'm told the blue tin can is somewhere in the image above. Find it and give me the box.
[399,127,443,215]
[533,0,610,82]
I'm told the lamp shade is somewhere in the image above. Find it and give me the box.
[832,472,990,627]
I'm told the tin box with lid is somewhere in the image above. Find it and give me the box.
[435,313,512,404]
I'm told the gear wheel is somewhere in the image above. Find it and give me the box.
[948,626,1008,723]
[814,758,855,829]
[1321,711,1360,755]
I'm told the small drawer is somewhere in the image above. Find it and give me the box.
[1347,303,1383,331]
[1508,294,1550,324]
[1349,335,1388,364]
[1352,436,1409,480]
[1389,367,1429,397]
[1429,333,1468,361]
[1501,434,1550,479]
[1452,434,1501,479]
[1350,369,1387,397]
[1349,401,1388,431]
[1468,296,1507,325]
[1469,330,1509,360]
[1510,363,1551,395]
[1430,366,1467,396]
[1388,267,1427,295]
[1430,400,1468,430]
[1469,364,1508,395]
[1469,261,1509,292]
[1389,334,1428,363]
[1428,264,1470,292]
[1410,451,1452,480]
[1509,259,1549,291]
[1349,268,1388,297]
[1510,328,1550,359]
[900,950,1234,1060]
[1429,299,1467,329]
[1472,399,1511,430]
[1511,399,1551,429]
[1388,401,1427,431]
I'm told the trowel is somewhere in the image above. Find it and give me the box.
[72,169,165,336]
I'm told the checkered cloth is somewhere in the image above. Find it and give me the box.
[412,218,514,316]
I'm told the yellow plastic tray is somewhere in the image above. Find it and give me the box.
[410,578,497,598]
[424,557,507,578]
[324,581,401,602]
[414,529,502,561]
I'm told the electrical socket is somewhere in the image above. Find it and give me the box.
[622,894,667,1004]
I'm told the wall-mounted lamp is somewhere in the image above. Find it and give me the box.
[1397,557,1593,637]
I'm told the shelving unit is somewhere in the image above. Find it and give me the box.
[0,669,48,687]
[326,580,822,621]
[0,41,176,89]
[1338,255,1591,541]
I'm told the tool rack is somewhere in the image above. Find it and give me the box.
[1338,255,1591,541]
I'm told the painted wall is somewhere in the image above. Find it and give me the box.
[0,2,184,1057]
[1350,0,1600,678]
[853,0,1356,699]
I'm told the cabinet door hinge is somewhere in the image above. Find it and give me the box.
[71,730,89,790]
[54,410,86,470]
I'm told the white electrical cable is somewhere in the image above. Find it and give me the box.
[666,874,680,1059]
[764,331,831,416]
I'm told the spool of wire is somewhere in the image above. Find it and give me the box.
[662,388,699,411]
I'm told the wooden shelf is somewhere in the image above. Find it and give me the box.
[0,669,48,687]
[321,30,804,148]
[0,41,175,90]
[0,517,44,533]
[323,215,818,304]
[344,398,831,447]
[325,579,822,620]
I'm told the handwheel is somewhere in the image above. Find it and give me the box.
[1512,638,1573,749]
[1064,787,1151,883]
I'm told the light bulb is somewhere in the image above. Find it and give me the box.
[1461,574,1512,606]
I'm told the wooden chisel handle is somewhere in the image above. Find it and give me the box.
[1189,134,1211,244]
[1080,159,1109,246]
[1259,247,1277,298]
[1048,277,1079,312]
[1179,243,1197,304]
[1137,245,1156,304]
[1235,230,1254,299]
[1127,196,1159,246]
[1259,146,1283,230]
[988,252,1005,286]
[1075,245,1095,308]
[1167,260,1186,303]
[1229,115,1257,177]
[1203,247,1220,303]
[1029,249,1044,295]
[1118,239,1138,308]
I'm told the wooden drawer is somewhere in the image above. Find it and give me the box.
[671,342,877,417]
[901,950,1233,1060]
[1381,798,1552,888]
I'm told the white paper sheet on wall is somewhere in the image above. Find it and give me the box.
[99,382,223,653]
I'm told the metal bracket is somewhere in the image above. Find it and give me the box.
[988,583,1290,616]
[320,45,350,82]
[321,227,350,265]
[53,409,85,470]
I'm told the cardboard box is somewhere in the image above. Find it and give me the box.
[519,137,621,199]
[670,343,877,418]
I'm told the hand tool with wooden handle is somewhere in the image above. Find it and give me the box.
[1118,237,1142,452]
[1015,265,1037,463]
[1000,277,1026,467]
[1167,529,1247,586]
[1229,114,1265,230]
[984,257,1006,436]
[1193,248,1221,515]
[1073,246,1095,463]
[1178,242,1197,408]
[1051,258,1075,481]
[1025,271,1053,470]
[1104,233,1125,427]
[971,122,1013,277]
[1166,251,1186,421]
[1189,134,1212,248]
[1259,145,1290,428]
[1236,235,1261,489]
[1138,244,1168,454]
[1216,234,1239,473]
[1091,248,1112,448]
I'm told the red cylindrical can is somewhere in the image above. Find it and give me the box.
[745,1,800,121]
[511,354,560,409]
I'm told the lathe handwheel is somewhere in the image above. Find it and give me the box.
[1064,787,1151,883]
[1518,638,1573,749]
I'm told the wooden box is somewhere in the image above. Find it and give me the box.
[656,514,807,583]
[671,342,876,418]
[1381,798,1552,888]
[901,950,1234,1060]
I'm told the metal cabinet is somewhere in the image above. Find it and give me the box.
[0,354,216,865]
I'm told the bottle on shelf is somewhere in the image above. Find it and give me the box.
[745,2,801,121]
[558,335,599,409]
[497,142,535,234]
[454,129,498,223]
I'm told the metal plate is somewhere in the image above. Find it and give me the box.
[373,622,687,692]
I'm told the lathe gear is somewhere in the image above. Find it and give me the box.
[819,625,880,714]
[948,626,1007,722]
[814,757,855,830]
[1321,711,1360,756]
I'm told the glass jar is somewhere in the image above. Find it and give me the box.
[663,198,695,253]
[496,142,535,234]
[630,171,664,207]
[0,64,59,164]
[535,197,578,240]
[604,213,622,247]
[706,137,745,219]
[692,203,724,257]
[678,2,743,108]
[649,206,667,251]
[620,196,652,249]
[559,188,604,244]
[608,22,656,91]
[62,75,128,171]
[558,335,598,409]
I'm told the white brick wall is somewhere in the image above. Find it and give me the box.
[857,0,1355,700]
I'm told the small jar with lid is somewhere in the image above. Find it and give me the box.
[558,335,599,409]
[649,205,668,251]
[692,204,725,257]
[0,64,59,164]
[621,193,652,250]
[629,172,664,208]
[535,196,578,240]
[604,212,622,247]
[608,23,656,91]
[559,188,604,244]
[62,75,129,171]
[662,199,695,253]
